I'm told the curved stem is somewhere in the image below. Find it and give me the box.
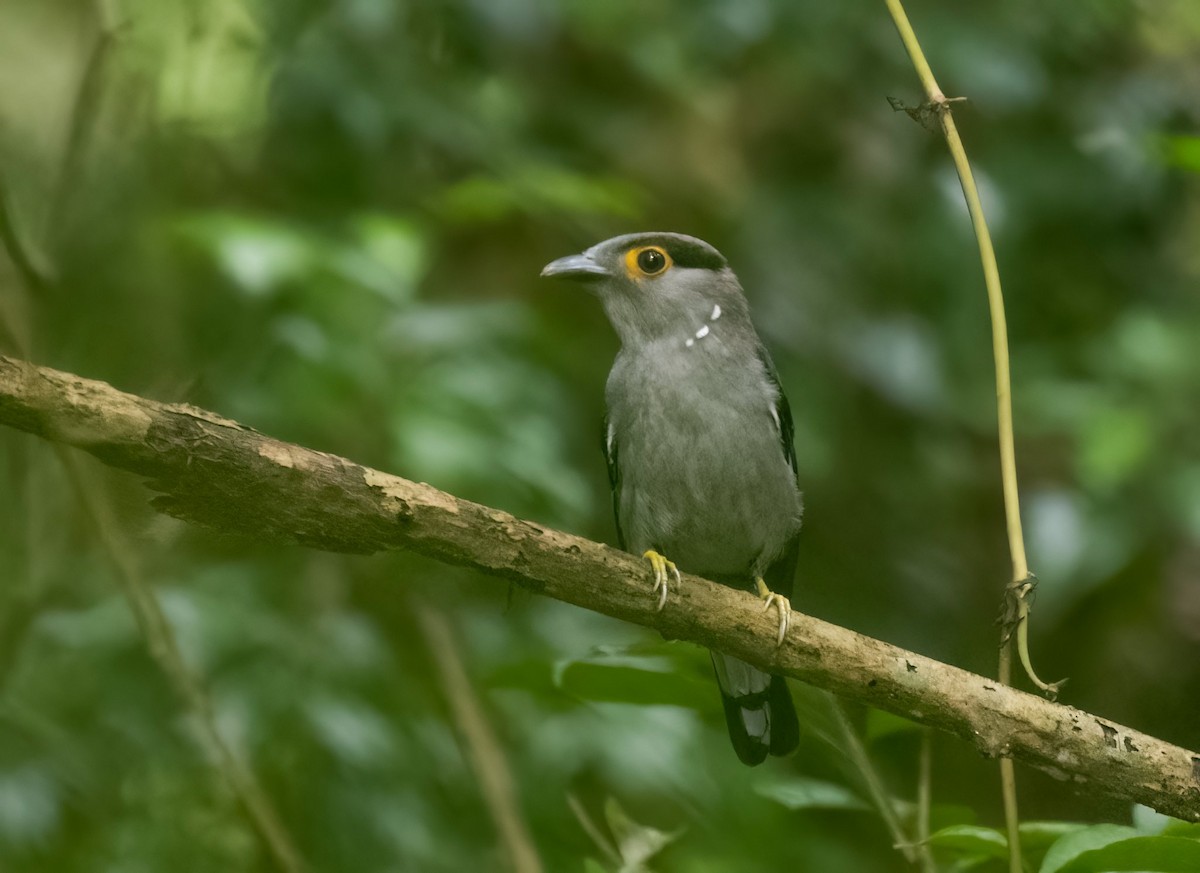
[998,646,1022,873]
[827,695,918,866]
[884,0,1030,587]
[882,2,1045,870]
[416,603,543,873]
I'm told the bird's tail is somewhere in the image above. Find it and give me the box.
[710,651,800,766]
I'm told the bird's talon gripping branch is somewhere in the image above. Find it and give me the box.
[643,549,680,612]
[755,576,790,646]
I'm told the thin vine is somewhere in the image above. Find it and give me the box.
[882,1,1066,870]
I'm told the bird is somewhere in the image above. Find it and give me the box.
[542,232,802,765]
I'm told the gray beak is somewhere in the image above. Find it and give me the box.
[540,252,610,281]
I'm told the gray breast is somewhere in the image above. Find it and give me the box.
[606,331,802,579]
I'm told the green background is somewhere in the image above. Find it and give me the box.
[1,1,1199,870]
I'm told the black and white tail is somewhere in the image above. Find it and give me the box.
[711,652,800,766]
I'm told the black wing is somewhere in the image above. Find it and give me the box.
[757,345,798,478]
[601,415,626,550]
[757,346,800,600]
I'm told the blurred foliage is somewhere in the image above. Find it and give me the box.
[1,0,1199,871]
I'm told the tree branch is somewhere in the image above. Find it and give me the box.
[1,354,1198,822]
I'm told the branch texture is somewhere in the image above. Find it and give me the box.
[2,355,1198,821]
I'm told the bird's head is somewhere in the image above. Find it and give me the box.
[542,232,747,348]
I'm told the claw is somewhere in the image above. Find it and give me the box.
[755,576,791,646]
[643,550,680,612]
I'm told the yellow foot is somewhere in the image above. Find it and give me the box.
[755,576,791,646]
[643,550,681,612]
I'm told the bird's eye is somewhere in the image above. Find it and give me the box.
[637,249,666,273]
[629,246,671,277]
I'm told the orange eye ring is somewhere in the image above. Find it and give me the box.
[625,245,672,278]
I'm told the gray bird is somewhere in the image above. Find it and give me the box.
[542,232,802,765]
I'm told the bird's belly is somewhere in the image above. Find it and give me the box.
[618,417,801,579]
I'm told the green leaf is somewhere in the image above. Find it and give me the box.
[0,766,61,844]
[584,859,610,873]
[1019,821,1088,852]
[926,824,1009,860]
[485,658,562,698]
[1162,135,1200,173]
[549,648,710,710]
[1161,821,1200,840]
[487,644,709,709]
[176,212,318,296]
[603,796,681,871]
[1039,825,1139,872]
[557,662,708,708]
[754,777,870,812]
[302,695,396,768]
[336,214,427,301]
[1047,835,1200,873]
[1077,404,1153,492]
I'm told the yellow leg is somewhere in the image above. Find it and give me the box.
[643,550,681,612]
[756,576,791,646]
